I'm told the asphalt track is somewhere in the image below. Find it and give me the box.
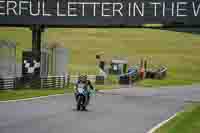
[0,85,200,133]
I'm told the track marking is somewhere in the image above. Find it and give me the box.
[146,111,182,133]
[0,94,66,103]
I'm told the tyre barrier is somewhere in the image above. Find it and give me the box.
[146,67,167,80]
[95,76,105,85]
[119,75,132,85]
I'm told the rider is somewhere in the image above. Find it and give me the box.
[75,75,94,106]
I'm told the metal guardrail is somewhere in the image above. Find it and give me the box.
[41,76,65,88]
[0,77,16,89]
[27,76,65,89]
[0,76,66,89]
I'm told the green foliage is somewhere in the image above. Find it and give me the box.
[107,75,119,84]
[155,104,200,133]
[0,89,65,101]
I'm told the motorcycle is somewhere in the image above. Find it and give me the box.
[75,85,96,111]
[76,86,88,111]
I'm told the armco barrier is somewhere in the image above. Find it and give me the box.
[0,77,16,89]
[40,76,65,88]
[0,76,66,89]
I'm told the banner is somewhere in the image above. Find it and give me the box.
[0,0,199,26]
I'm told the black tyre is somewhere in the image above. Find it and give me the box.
[77,104,81,111]
[77,95,84,111]
[81,106,87,111]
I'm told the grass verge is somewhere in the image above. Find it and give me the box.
[154,103,200,133]
[0,89,66,101]
[0,83,118,101]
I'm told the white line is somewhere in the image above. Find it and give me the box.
[0,94,67,103]
[146,111,182,133]
[0,91,102,103]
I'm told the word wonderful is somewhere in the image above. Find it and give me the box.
[0,0,200,17]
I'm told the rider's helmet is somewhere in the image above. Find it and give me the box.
[79,75,87,83]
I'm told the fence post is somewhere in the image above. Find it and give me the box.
[14,78,16,89]
[62,75,65,88]
[0,78,3,89]
[67,74,70,88]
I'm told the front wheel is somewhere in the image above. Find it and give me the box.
[77,95,85,111]
[81,106,86,111]
[77,104,81,111]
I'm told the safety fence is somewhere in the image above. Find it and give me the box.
[29,76,66,89]
[0,77,16,89]
[0,76,66,89]
[0,67,168,90]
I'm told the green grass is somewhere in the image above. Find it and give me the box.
[0,89,66,101]
[0,83,118,101]
[0,27,200,86]
[154,104,200,133]
[0,84,75,101]
[136,79,198,87]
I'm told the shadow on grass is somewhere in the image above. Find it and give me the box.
[163,27,200,35]
[148,26,200,35]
